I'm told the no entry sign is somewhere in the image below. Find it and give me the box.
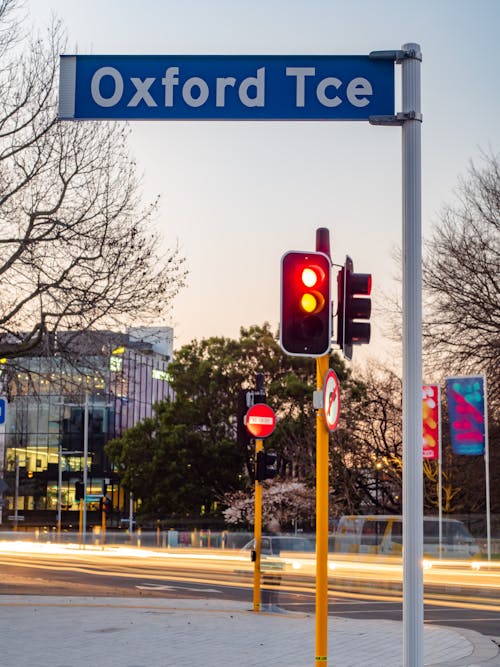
[245,403,276,439]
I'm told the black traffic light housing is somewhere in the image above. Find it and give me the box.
[337,255,372,361]
[75,480,84,501]
[256,450,278,482]
[100,496,112,515]
[237,374,266,450]
[280,250,332,357]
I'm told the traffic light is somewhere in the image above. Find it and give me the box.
[280,251,332,356]
[75,480,84,501]
[237,374,267,449]
[337,255,372,361]
[100,496,112,515]
[237,389,252,449]
[256,450,278,482]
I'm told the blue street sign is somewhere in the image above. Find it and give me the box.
[59,55,394,121]
[85,494,103,503]
[0,397,5,425]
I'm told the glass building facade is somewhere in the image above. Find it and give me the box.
[0,327,173,528]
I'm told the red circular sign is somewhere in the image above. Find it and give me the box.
[245,403,277,439]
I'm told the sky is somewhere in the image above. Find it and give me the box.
[27,0,500,365]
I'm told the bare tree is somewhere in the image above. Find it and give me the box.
[350,362,403,514]
[0,1,186,360]
[423,152,500,400]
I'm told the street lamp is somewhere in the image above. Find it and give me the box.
[375,459,383,511]
[56,391,94,544]
[57,391,112,546]
[57,447,83,534]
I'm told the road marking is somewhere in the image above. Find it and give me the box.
[136,583,221,593]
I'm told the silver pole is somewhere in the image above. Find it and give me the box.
[14,456,19,527]
[483,375,491,561]
[57,445,62,531]
[438,385,443,558]
[401,42,423,667]
[82,391,89,546]
[129,492,134,535]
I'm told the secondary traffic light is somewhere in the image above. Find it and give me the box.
[280,251,332,357]
[99,496,112,515]
[337,255,372,361]
[75,480,84,501]
[256,450,278,482]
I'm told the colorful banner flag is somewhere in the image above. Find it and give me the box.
[445,376,486,455]
[422,385,440,460]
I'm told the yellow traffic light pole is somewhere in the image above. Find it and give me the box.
[253,437,263,611]
[315,354,330,664]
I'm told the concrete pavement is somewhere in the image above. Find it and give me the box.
[0,595,498,667]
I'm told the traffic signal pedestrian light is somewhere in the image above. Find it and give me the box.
[337,255,372,361]
[280,251,332,357]
[256,450,278,482]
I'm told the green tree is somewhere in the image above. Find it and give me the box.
[106,323,371,523]
[105,400,244,521]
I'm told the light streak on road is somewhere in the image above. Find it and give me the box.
[0,537,499,611]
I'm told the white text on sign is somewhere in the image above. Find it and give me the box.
[90,66,374,110]
[248,416,274,425]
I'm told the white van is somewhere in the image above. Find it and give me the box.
[334,515,480,558]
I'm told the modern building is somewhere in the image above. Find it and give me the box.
[0,326,174,528]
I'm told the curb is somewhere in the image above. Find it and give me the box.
[426,626,500,667]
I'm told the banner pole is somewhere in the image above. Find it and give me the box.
[438,385,442,558]
[483,375,491,561]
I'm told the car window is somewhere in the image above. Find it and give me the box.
[360,520,388,546]
[423,520,439,543]
[242,536,315,556]
[273,537,314,553]
[261,537,272,554]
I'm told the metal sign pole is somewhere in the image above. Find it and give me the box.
[82,391,89,546]
[482,375,491,561]
[253,438,263,611]
[57,445,62,534]
[314,227,331,666]
[438,386,443,558]
[315,354,330,666]
[401,42,423,667]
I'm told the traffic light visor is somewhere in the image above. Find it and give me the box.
[301,265,324,288]
[350,273,372,295]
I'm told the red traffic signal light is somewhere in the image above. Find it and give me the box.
[280,251,332,357]
[337,255,372,361]
[100,496,112,515]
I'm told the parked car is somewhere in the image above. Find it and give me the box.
[241,535,315,557]
[334,515,480,558]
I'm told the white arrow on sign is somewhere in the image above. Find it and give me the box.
[323,369,340,432]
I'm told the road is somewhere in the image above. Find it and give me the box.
[0,543,499,642]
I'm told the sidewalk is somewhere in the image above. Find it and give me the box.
[0,595,498,667]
